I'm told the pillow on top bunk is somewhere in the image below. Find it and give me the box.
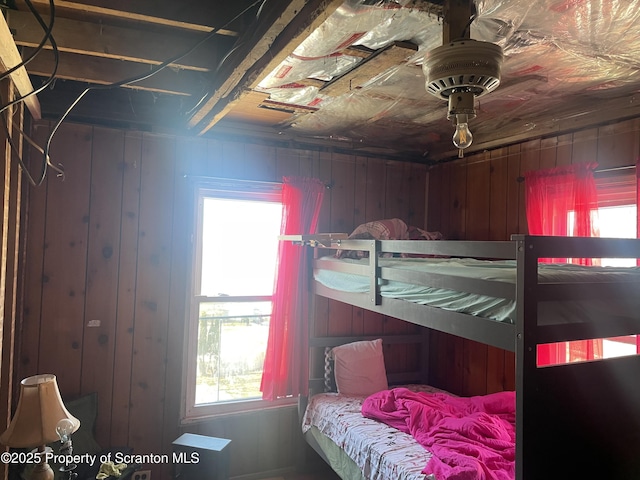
[335,219,407,259]
[332,339,388,396]
[335,218,443,259]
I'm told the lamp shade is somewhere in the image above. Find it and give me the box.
[0,374,80,448]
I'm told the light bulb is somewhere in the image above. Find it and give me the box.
[56,418,75,443]
[452,122,473,150]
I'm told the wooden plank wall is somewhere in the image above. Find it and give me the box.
[426,118,640,397]
[0,80,23,480]
[16,121,429,479]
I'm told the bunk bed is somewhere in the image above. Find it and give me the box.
[284,234,640,480]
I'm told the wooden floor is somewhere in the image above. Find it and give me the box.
[262,474,341,480]
[261,473,340,480]
[257,444,341,480]
[260,463,341,480]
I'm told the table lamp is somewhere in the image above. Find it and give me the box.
[0,374,80,480]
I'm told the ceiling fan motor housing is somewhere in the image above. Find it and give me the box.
[423,39,503,100]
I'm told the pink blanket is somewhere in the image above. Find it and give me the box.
[361,388,515,480]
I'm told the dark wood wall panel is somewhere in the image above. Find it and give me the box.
[130,134,176,458]
[17,123,429,480]
[19,123,49,381]
[19,114,639,479]
[488,147,508,240]
[110,132,142,449]
[39,124,93,397]
[427,117,640,398]
[0,82,24,480]
[80,127,126,447]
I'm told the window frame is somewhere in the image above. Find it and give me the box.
[182,178,295,422]
[594,167,638,353]
[594,168,637,208]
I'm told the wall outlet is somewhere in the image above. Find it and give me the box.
[132,470,151,480]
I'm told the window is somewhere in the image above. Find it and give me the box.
[595,170,637,357]
[183,179,292,420]
[547,167,638,364]
[594,168,637,267]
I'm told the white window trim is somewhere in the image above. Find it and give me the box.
[181,178,295,422]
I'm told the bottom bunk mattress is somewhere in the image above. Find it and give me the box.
[302,385,516,480]
[302,385,442,480]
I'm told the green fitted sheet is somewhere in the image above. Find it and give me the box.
[305,426,365,480]
[314,256,640,324]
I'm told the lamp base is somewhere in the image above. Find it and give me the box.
[30,460,54,480]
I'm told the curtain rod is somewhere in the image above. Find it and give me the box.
[594,165,636,174]
[182,175,333,189]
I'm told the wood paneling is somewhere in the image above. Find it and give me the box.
[16,112,639,479]
[129,134,175,456]
[0,81,24,480]
[110,131,142,448]
[18,123,49,380]
[427,117,640,397]
[80,127,125,447]
[39,123,93,397]
[17,123,429,479]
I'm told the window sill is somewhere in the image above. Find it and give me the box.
[181,396,298,424]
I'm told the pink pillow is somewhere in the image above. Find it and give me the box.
[332,339,388,396]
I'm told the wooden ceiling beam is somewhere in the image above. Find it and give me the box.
[35,82,189,131]
[0,10,40,119]
[442,0,472,43]
[245,0,346,93]
[23,48,208,96]
[188,0,344,135]
[22,0,240,36]
[8,10,219,73]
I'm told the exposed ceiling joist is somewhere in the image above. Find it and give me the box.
[442,0,473,43]
[8,10,217,72]
[0,9,40,119]
[25,0,240,36]
[9,0,640,161]
[24,48,206,96]
[187,0,344,135]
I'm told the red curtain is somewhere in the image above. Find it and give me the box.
[524,163,603,366]
[525,162,600,263]
[261,177,325,400]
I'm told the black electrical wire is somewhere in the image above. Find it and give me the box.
[41,0,266,184]
[0,0,55,82]
[460,14,476,40]
[0,0,60,185]
[0,89,63,186]
[1,99,38,186]
[0,0,59,118]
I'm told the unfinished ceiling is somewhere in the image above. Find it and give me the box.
[6,0,640,161]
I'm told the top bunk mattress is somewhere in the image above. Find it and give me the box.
[313,257,640,324]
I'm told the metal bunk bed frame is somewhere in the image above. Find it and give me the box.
[285,233,640,479]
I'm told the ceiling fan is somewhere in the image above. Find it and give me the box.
[423,0,504,157]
